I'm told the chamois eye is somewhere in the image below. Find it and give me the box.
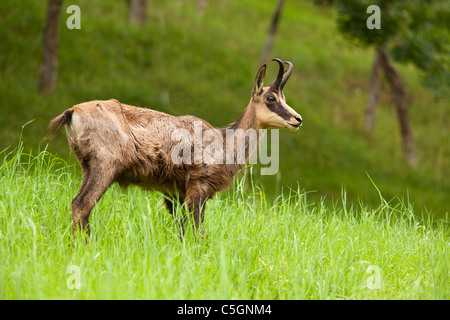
[265,96,276,104]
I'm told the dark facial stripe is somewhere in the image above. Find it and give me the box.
[265,101,292,121]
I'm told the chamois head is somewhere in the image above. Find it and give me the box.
[251,58,302,131]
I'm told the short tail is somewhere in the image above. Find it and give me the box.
[44,109,74,140]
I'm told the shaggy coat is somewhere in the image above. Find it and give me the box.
[46,59,302,237]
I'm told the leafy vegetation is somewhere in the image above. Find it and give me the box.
[335,0,449,95]
[0,147,448,299]
[0,0,449,218]
[0,0,449,300]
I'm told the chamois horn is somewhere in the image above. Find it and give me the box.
[280,61,293,90]
[270,58,285,90]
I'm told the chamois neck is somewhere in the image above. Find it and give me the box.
[228,101,262,132]
[219,101,266,177]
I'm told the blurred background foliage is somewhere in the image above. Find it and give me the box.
[336,0,449,96]
[0,0,448,219]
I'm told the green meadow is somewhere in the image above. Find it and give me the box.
[0,0,448,299]
[0,147,448,299]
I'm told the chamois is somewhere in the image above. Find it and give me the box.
[46,58,302,238]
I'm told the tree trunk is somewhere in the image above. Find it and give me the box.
[197,0,207,15]
[259,0,285,65]
[379,48,418,167]
[366,47,383,133]
[38,0,63,94]
[129,0,148,25]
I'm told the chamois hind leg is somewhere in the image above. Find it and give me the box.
[71,167,114,239]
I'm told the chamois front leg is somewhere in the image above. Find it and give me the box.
[182,185,209,238]
[163,195,185,216]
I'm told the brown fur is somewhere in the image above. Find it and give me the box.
[46,60,302,238]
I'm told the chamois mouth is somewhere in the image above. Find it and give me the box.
[287,121,301,131]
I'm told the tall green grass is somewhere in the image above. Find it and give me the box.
[0,148,448,299]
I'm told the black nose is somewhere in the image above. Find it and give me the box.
[295,116,302,125]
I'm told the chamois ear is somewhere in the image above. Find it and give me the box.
[252,64,266,98]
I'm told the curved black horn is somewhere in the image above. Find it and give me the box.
[271,58,285,90]
[280,61,293,90]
